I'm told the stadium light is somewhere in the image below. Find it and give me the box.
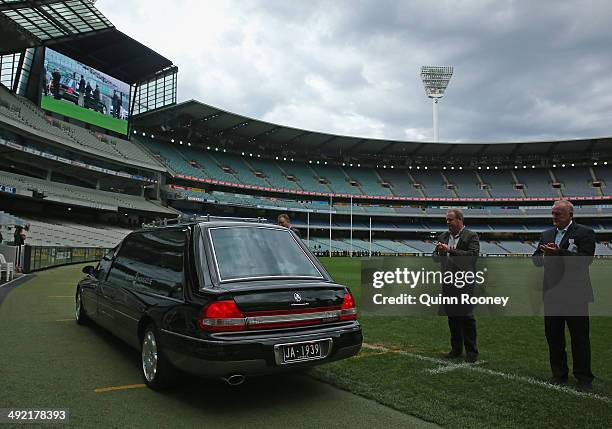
[142,132,146,136]
[571,163,575,167]
[420,66,453,142]
[206,146,210,150]
[391,165,394,169]
[594,162,598,166]
[151,134,154,138]
[605,161,608,165]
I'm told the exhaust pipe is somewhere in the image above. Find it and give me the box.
[222,374,245,386]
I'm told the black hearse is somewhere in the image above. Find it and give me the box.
[76,217,362,389]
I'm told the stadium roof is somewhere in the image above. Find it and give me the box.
[132,99,612,158]
[0,0,173,83]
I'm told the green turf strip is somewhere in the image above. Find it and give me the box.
[315,257,612,429]
[40,96,128,134]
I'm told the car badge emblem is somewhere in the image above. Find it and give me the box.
[294,292,302,302]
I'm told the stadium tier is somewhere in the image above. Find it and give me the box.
[141,137,610,199]
[0,170,175,214]
[23,217,131,248]
[0,86,163,171]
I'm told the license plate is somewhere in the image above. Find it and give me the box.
[275,339,332,365]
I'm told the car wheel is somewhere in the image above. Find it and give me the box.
[141,324,175,390]
[75,289,89,325]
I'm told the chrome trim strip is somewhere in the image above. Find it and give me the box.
[161,323,360,345]
[246,310,340,326]
[113,308,139,322]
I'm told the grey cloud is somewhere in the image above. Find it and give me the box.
[98,0,612,142]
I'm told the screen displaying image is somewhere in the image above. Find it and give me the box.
[41,48,130,135]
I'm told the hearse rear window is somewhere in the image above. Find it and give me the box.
[208,226,323,282]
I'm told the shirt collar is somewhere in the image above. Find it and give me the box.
[557,220,572,233]
[450,226,465,239]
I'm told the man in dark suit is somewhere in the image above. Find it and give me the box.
[433,208,480,363]
[277,213,301,238]
[532,200,595,391]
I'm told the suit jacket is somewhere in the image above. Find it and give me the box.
[532,222,595,305]
[432,229,480,316]
[433,228,480,273]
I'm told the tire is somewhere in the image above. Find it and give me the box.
[75,289,89,325]
[141,324,175,390]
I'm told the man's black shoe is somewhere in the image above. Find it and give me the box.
[444,351,462,359]
[465,355,479,363]
[577,381,593,392]
[548,377,568,385]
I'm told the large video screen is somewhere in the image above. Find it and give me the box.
[41,48,130,135]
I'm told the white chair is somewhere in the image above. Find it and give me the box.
[0,253,14,281]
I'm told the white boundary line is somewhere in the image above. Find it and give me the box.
[0,274,28,288]
[362,343,612,403]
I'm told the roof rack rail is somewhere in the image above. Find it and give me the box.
[142,214,268,229]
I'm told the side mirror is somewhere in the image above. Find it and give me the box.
[82,265,96,275]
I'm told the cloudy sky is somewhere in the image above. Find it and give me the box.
[96,0,612,143]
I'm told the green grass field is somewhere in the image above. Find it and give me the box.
[1,260,610,428]
[41,96,128,134]
[316,257,612,429]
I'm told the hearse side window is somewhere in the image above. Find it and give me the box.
[96,245,120,280]
[208,226,323,282]
[108,229,186,299]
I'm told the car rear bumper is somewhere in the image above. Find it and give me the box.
[161,322,362,377]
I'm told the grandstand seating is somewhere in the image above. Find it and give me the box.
[345,167,393,196]
[551,167,599,197]
[444,170,489,198]
[310,164,362,195]
[0,85,161,169]
[410,170,456,198]
[21,217,131,248]
[592,166,611,195]
[514,169,559,198]
[0,170,175,214]
[478,170,522,198]
[377,169,422,197]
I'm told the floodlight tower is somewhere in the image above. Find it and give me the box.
[420,66,453,142]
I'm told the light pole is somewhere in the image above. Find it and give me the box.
[420,66,453,142]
